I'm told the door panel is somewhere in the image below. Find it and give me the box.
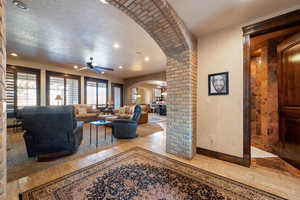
[277,32,300,169]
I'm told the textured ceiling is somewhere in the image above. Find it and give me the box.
[168,0,300,36]
[7,0,300,79]
[6,0,166,78]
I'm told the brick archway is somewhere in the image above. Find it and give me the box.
[106,0,198,159]
[0,0,197,198]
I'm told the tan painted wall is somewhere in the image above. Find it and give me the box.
[124,71,166,104]
[7,58,124,106]
[196,7,300,158]
[127,83,157,105]
[197,25,244,157]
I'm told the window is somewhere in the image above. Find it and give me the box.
[154,88,162,98]
[85,77,108,107]
[112,83,123,109]
[131,88,138,104]
[6,65,40,117]
[49,76,64,105]
[86,81,97,105]
[46,71,80,105]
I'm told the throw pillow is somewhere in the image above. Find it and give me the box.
[119,107,126,114]
[129,105,135,114]
[124,106,130,114]
[78,108,87,114]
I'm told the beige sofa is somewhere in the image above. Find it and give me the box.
[74,105,100,123]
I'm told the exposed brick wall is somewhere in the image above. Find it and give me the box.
[0,0,6,199]
[108,0,198,159]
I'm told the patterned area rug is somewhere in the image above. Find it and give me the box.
[20,147,286,200]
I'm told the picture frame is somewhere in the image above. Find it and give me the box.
[208,72,229,96]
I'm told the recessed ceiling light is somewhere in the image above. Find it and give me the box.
[118,65,123,69]
[113,43,120,49]
[100,0,108,4]
[101,71,105,74]
[74,65,78,69]
[10,53,18,57]
[12,0,28,10]
[144,57,150,62]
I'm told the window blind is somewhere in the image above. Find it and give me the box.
[86,81,97,105]
[66,79,79,105]
[6,66,16,116]
[97,82,107,106]
[6,65,40,117]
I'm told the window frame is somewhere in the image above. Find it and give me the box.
[84,77,109,108]
[6,65,41,118]
[46,71,81,105]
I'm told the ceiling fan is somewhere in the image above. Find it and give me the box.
[78,57,114,74]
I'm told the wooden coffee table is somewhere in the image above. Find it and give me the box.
[89,120,113,147]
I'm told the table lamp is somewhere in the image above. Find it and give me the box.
[55,95,63,105]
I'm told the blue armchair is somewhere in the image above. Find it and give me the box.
[112,105,142,139]
[19,106,83,158]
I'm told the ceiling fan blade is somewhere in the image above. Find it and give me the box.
[77,66,89,71]
[92,68,102,74]
[94,66,114,71]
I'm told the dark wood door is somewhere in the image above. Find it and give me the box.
[277,32,300,169]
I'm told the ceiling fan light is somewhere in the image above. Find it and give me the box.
[100,0,108,4]
[10,53,18,57]
[113,43,120,49]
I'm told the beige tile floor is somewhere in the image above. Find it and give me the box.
[8,122,300,200]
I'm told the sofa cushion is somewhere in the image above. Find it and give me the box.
[118,114,131,119]
[77,113,97,118]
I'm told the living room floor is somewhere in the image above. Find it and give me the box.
[7,120,300,200]
[7,114,166,182]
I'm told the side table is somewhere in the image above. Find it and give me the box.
[89,120,113,147]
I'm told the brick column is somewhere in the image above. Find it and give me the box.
[0,0,6,199]
[108,0,198,159]
[166,48,197,159]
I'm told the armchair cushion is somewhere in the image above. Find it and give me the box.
[113,119,137,124]
[20,106,83,158]
[112,105,141,139]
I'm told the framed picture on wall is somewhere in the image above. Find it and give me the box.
[208,72,229,95]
